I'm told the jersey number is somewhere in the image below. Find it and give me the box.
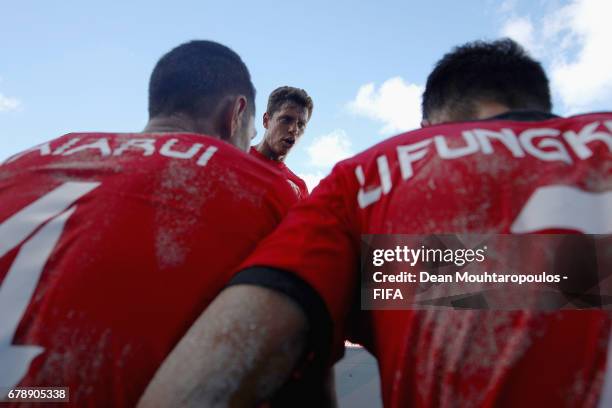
[0,181,100,388]
[511,185,612,234]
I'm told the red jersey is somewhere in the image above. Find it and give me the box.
[249,146,309,199]
[239,112,612,407]
[0,132,297,406]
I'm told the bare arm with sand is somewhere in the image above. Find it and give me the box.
[137,284,309,407]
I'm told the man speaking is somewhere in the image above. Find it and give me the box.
[250,86,313,199]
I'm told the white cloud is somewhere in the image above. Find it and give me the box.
[545,0,612,112]
[499,0,612,114]
[347,77,423,135]
[501,16,539,56]
[0,93,20,112]
[297,171,326,192]
[306,129,353,169]
[298,129,354,192]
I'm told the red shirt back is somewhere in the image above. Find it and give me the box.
[241,113,612,407]
[249,146,309,199]
[0,132,296,406]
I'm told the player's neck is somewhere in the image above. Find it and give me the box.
[473,102,510,120]
[256,141,285,162]
[143,115,216,136]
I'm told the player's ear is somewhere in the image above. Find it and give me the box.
[225,95,248,145]
[231,95,248,132]
[216,95,247,148]
[420,119,430,128]
[263,112,270,129]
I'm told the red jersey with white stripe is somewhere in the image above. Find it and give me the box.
[241,112,612,407]
[249,147,309,199]
[0,132,297,407]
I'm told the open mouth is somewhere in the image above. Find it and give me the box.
[282,138,295,148]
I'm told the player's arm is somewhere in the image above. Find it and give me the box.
[139,165,356,407]
[137,283,310,407]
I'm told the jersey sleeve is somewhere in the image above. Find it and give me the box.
[290,174,309,199]
[234,164,360,358]
[297,177,309,199]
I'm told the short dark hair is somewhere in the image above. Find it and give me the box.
[266,86,314,120]
[148,40,255,119]
[422,38,552,121]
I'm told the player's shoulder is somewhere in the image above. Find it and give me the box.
[221,144,299,206]
[280,164,306,185]
[3,131,297,205]
[248,146,259,157]
[337,110,612,168]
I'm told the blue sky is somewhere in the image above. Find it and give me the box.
[1,0,611,189]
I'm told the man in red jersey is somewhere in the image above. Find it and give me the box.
[250,86,313,199]
[0,40,299,407]
[141,39,612,407]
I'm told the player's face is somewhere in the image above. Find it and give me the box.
[262,102,309,159]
